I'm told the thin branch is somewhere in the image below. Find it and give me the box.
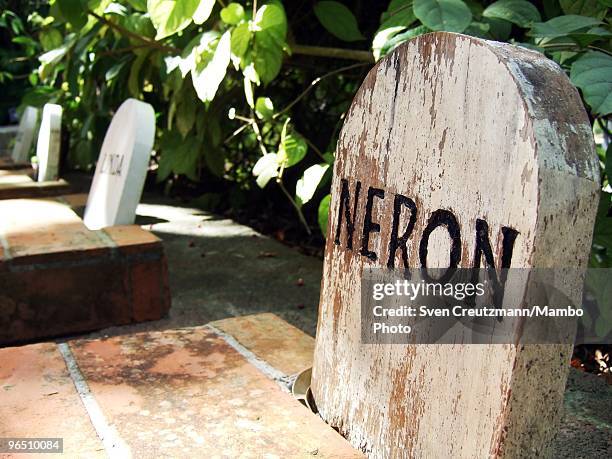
[273,62,370,119]
[96,44,149,57]
[277,179,312,235]
[302,134,327,161]
[292,44,374,62]
[88,10,180,54]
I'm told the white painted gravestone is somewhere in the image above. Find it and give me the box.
[83,98,155,230]
[311,33,600,457]
[36,104,63,182]
[11,106,38,164]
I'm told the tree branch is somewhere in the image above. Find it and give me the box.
[87,10,180,54]
[291,44,374,62]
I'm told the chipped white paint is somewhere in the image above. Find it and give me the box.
[311,33,600,458]
[83,99,155,230]
[36,104,63,182]
[11,106,38,164]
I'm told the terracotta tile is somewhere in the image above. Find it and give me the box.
[211,313,315,376]
[0,343,105,457]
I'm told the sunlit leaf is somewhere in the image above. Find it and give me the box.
[192,31,231,102]
[253,153,279,188]
[296,163,329,206]
[255,97,274,120]
[318,194,331,235]
[221,3,245,25]
[147,0,199,39]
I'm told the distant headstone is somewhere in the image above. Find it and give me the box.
[311,33,600,457]
[11,106,38,164]
[36,104,63,182]
[83,98,155,230]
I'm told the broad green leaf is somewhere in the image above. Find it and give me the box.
[254,31,284,84]
[221,3,245,25]
[483,0,540,28]
[194,0,215,24]
[192,31,231,102]
[255,97,274,120]
[413,0,472,33]
[147,0,199,39]
[483,17,512,40]
[318,194,331,236]
[125,0,147,11]
[464,21,490,38]
[528,15,602,39]
[568,27,612,47]
[244,77,255,107]
[254,2,287,41]
[314,1,365,41]
[158,134,201,182]
[39,28,63,52]
[560,0,608,18]
[570,51,612,116]
[176,93,198,136]
[252,2,288,84]
[596,0,612,6]
[231,22,252,58]
[57,0,88,28]
[380,0,416,29]
[296,163,330,206]
[253,153,279,188]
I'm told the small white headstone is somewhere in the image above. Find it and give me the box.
[83,99,156,230]
[36,104,63,182]
[11,106,38,164]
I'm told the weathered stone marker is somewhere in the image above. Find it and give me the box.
[311,32,600,457]
[36,103,63,182]
[83,98,155,230]
[11,106,38,164]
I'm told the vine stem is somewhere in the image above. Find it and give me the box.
[87,10,180,54]
[277,179,312,235]
[273,62,370,120]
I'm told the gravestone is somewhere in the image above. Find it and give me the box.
[10,106,38,164]
[83,98,155,230]
[36,103,63,182]
[311,32,600,458]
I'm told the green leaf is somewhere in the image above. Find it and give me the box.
[570,51,612,116]
[57,0,89,28]
[560,0,608,18]
[231,22,252,58]
[253,153,279,188]
[128,50,150,97]
[158,134,201,182]
[528,15,602,39]
[39,28,63,52]
[192,31,231,102]
[194,0,215,25]
[147,0,199,39]
[254,30,284,84]
[483,0,541,28]
[255,97,274,120]
[221,3,245,25]
[413,0,472,33]
[296,164,330,206]
[125,0,148,11]
[278,121,307,167]
[252,2,288,84]
[380,0,416,29]
[592,192,612,248]
[379,25,430,58]
[314,1,365,41]
[318,194,331,236]
[483,17,512,40]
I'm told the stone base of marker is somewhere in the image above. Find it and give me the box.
[0,198,170,345]
[0,169,70,200]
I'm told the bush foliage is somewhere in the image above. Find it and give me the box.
[0,0,610,264]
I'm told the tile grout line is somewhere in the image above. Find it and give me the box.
[205,324,295,392]
[57,343,130,459]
